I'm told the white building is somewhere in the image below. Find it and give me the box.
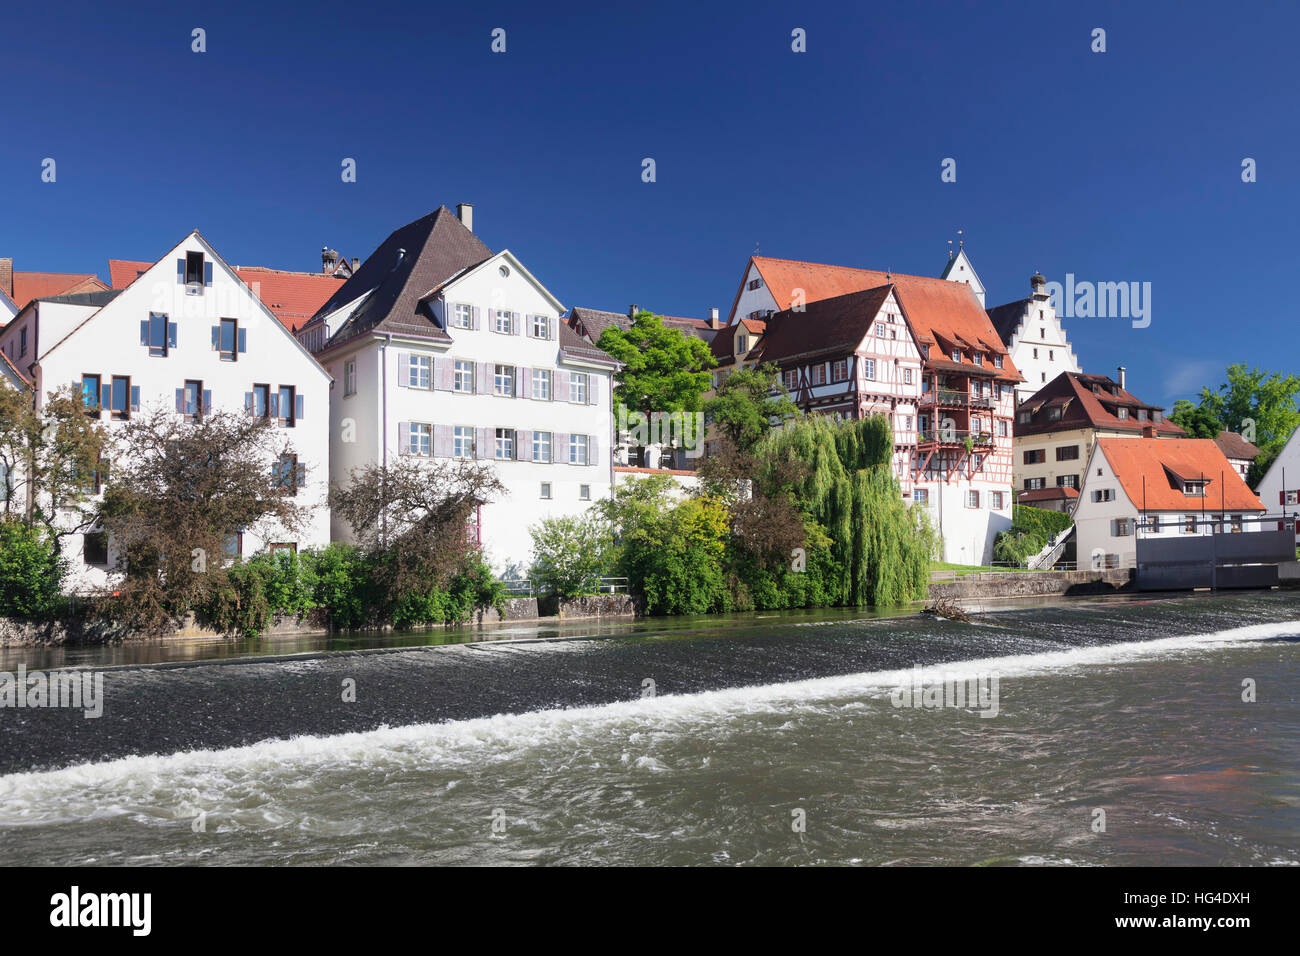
[298,205,619,573]
[0,286,16,325]
[1074,437,1266,569]
[0,232,332,590]
[986,273,1082,403]
[1254,426,1300,546]
[938,246,986,306]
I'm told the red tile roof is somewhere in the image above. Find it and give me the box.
[11,272,107,310]
[109,259,344,331]
[742,256,1023,382]
[1017,486,1079,503]
[1096,438,1264,512]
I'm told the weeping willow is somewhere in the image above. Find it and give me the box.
[755,415,935,606]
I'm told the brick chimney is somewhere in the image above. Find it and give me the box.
[0,258,12,299]
[456,203,474,233]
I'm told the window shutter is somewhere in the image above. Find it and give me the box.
[477,362,491,394]
[471,306,480,330]
[244,391,254,415]
[211,326,220,350]
[140,320,150,346]
[204,261,213,287]
[168,322,178,349]
[101,384,111,409]
[203,390,213,415]
[395,352,408,387]
[434,357,454,391]
[555,432,569,464]
[130,386,141,412]
[397,421,410,454]
[515,366,528,399]
[237,329,247,353]
[524,315,534,338]
[511,312,521,335]
[555,371,569,402]
[587,435,596,465]
[434,424,451,458]
[588,374,598,405]
[175,388,185,413]
[1281,491,1286,505]
[516,429,531,461]
[296,395,305,420]
[177,259,186,284]
[476,427,491,459]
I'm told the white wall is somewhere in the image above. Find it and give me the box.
[1254,427,1300,545]
[1005,297,1081,400]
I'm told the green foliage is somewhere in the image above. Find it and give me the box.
[618,494,730,616]
[597,312,715,415]
[307,543,380,631]
[529,513,614,599]
[704,362,799,452]
[0,519,66,619]
[991,505,1073,566]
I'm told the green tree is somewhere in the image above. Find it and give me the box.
[597,311,715,417]
[0,519,66,619]
[529,512,614,599]
[1169,398,1224,439]
[704,362,799,452]
[1171,364,1300,484]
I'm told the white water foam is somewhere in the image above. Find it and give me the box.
[1,619,1296,825]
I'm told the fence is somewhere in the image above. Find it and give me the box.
[497,576,629,596]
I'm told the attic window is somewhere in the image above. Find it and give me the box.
[499,265,510,278]
[1183,480,1206,497]
[185,251,205,286]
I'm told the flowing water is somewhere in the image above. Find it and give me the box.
[1,592,1298,866]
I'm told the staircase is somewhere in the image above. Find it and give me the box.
[1029,525,1075,570]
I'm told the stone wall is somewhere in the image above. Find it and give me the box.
[929,568,1134,601]
[555,594,643,618]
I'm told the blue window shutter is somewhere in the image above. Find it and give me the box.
[175,388,185,413]
[295,395,304,420]
[101,384,111,408]
[204,261,213,286]
[211,326,220,350]
[130,386,141,412]
[202,390,212,414]
[177,259,186,284]
[237,328,247,353]
[140,320,150,346]
[168,322,178,348]
[244,391,254,415]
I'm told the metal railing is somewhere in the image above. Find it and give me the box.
[921,388,994,409]
[917,429,996,446]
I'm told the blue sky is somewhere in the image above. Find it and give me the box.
[2,0,1295,410]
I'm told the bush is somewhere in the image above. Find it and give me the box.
[529,513,614,599]
[0,520,65,620]
[1011,504,1072,540]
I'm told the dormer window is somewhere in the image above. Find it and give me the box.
[973,353,983,366]
[1183,480,1206,497]
[1047,407,1062,421]
[1153,411,1163,423]
[994,355,1003,369]
[1117,408,1129,420]
[951,349,961,362]
[1137,409,1148,422]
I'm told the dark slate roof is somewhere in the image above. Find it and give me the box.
[307,206,493,345]
[569,306,630,344]
[558,321,620,365]
[1015,371,1185,439]
[986,298,1028,344]
[1214,430,1262,461]
[757,285,894,365]
[36,290,123,308]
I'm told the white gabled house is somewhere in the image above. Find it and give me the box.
[299,205,619,573]
[985,272,1082,403]
[1254,426,1300,546]
[0,232,332,591]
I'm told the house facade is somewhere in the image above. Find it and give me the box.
[1074,437,1266,568]
[986,272,1082,403]
[1014,370,1184,509]
[1212,430,1262,482]
[724,255,1022,564]
[0,232,332,591]
[1254,426,1300,546]
[299,205,619,573]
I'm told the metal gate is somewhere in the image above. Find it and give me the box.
[1136,528,1297,591]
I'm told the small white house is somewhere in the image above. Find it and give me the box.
[986,272,1082,403]
[1074,437,1266,569]
[299,205,619,573]
[0,232,333,591]
[1254,426,1300,546]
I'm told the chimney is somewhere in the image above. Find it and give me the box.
[709,307,721,329]
[628,304,639,318]
[1117,365,1127,391]
[321,247,338,275]
[456,203,474,233]
[351,258,359,271]
[0,258,11,299]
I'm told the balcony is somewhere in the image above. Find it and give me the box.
[917,428,995,448]
[920,387,993,410]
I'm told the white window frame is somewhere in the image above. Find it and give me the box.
[344,360,356,396]
[569,433,588,465]
[569,372,589,404]
[408,422,431,457]
[494,310,513,334]
[495,428,515,460]
[453,303,473,329]
[531,368,552,401]
[408,354,431,389]
[454,360,474,394]
[533,431,552,463]
[453,426,474,459]
[494,364,515,397]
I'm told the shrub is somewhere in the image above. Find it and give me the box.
[529,513,614,599]
[0,520,65,620]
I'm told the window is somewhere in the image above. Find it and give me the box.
[148,313,169,357]
[1230,514,1244,533]
[453,303,473,329]
[252,384,271,420]
[1057,474,1079,489]
[812,365,827,386]
[1117,407,1129,421]
[269,543,298,557]
[531,368,551,401]
[951,349,961,362]
[1023,449,1046,465]
[1181,514,1198,534]
[991,491,1004,509]
[973,353,983,366]
[737,336,749,352]
[1183,480,1205,497]
[997,420,1008,437]
[183,380,204,422]
[783,370,798,390]
[407,423,431,457]
[1284,490,1300,506]
[533,431,552,463]
[862,359,876,381]
[748,278,762,291]
[185,251,205,286]
[408,354,431,389]
[876,323,887,338]
[1024,477,1046,491]
[966,490,980,508]
[82,374,101,417]
[110,376,131,420]
[1150,515,1163,533]
[1047,406,1062,421]
[278,386,296,427]
[569,434,588,465]
[344,361,356,396]
[1091,489,1115,502]
[494,365,514,397]
[913,488,928,504]
[18,328,27,357]
[903,368,913,385]
[570,372,589,404]
[453,426,474,459]
[1018,410,1032,424]
[1056,445,1079,461]
[1137,408,1148,422]
[532,314,550,339]
[218,318,238,361]
[1048,350,1053,361]
[495,428,515,460]
[454,360,474,394]
[224,533,243,559]
[580,484,591,501]
[494,310,513,334]
[994,355,1003,369]
[1033,348,1039,359]
[1153,411,1163,424]
[83,532,108,566]
[274,453,301,494]
[540,482,552,499]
